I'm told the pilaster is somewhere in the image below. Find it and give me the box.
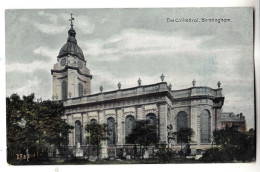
[158,103,168,144]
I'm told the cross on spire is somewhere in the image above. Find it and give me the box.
[69,13,74,27]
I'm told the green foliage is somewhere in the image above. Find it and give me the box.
[200,126,255,162]
[6,93,74,162]
[85,123,107,157]
[125,120,158,159]
[156,145,176,162]
[125,120,158,147]
[172,127,194,151]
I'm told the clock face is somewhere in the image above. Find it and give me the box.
[61,58,66,66]
[78,61,83,69]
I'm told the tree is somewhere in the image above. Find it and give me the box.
[7,94,36,161]
[7,93,74,163]
[125,120,158,159]
[200,126,256,162]
[34,100,74,148]
[85,123,107,159]
[172,127,194,153]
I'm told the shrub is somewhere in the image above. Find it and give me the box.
[156,146,175,162]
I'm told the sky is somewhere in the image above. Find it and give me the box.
[5,8,255,129]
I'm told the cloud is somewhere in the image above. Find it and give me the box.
[33,46,58,59]
[6,60,52,73]
[14,78,40,95]
[76,15,95,34]
[31,11,95,35]
[91,69,162,93]
[38,11,59,23]
[7,46,57,73]
[83,28,202,62]
[33,22,66,35]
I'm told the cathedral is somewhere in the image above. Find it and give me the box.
[51,16,224,158]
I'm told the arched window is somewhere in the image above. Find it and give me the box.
[146,113,157,126]
[75,120,82,145]
[200,110,211,143]
[146,113,157,134]
[78,83,83,97]
[177,111,188,131]
[107,117,116,145]
[125,115,136,139]
[90,119,97,124]
[62,80,67,100]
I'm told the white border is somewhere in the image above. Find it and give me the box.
[0,0,259,172]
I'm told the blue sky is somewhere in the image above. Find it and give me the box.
[5,8,255,128]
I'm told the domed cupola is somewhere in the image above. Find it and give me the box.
[51,14,92,102]
[57,16,85,61]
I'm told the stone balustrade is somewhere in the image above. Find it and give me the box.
[64,82,222,107]
[171,87,222,99]
[64,82,168,107]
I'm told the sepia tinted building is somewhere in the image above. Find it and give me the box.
[51,21,225,157]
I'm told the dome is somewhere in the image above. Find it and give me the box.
[57,26,85,61]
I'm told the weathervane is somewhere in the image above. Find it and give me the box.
[69,13,75,27]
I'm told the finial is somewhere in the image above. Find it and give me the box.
[160,74,165,82]
[118,82,121,90]
[168,83,172,90]
[100,85,103,92]
[192,79,196,87]
[217,81,221,88]
[138,78,142,86]
[69,13,74,27]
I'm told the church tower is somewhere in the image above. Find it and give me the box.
[51,14,92,101]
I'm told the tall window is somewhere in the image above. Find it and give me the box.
[107,117,116,145]
[200,110,211,143]
[177,111,188,131]
[62,80,67,100]
[125,115,135,139]
[75,120,82,145]
[176,111,188,143]
[78,82,83,97]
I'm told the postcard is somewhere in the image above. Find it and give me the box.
[5,8,255,165]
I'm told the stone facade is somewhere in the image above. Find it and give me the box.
[51,22,225,156]
[62,84,224,149]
